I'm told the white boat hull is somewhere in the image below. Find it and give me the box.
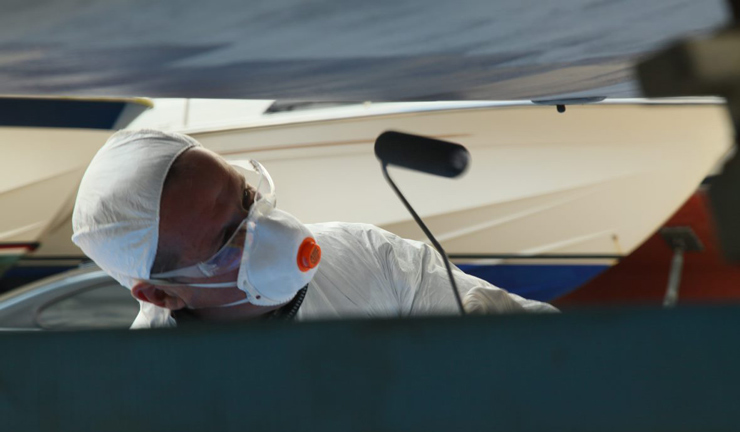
[189,102,732,261]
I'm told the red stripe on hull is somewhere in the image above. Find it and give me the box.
[0,243,40,251]
[553,190,740,307]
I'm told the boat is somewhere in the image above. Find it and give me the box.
[3,98,734,302]
[0,96,151,284]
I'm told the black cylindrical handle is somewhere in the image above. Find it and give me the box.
[374,131,470,178]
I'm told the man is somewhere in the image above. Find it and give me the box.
[72,129,556,329]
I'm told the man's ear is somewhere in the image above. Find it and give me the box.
[131,282,187,310]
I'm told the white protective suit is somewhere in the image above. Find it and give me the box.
[72,129,556,330]
[295,222,556,321]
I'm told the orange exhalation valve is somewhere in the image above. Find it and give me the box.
[297,237,322,272]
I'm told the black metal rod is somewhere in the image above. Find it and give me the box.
[381,164,465,315]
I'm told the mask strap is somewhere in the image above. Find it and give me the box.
[211,296,252,308]
[184,294,252,310]
[142,279,238,289]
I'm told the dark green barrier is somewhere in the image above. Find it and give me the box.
[2,307,739,431]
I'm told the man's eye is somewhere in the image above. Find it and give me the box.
[242,187,255,210]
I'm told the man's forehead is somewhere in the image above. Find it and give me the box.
[175,148,250,184]
[177,147,227,171]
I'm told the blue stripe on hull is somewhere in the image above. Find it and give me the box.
[0,265,77,293]
[0,99,130,129]
[457,264,610,302]
[3,264,610,303]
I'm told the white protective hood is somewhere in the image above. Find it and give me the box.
[72,129,201,328]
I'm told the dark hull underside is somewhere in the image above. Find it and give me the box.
[0,0,730,100]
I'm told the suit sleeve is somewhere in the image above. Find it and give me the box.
[367,225,558,316]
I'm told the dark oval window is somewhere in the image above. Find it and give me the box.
[36,283,139,330]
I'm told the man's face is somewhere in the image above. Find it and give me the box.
[150,148,280,317]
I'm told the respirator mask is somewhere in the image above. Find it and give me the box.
[145,159,321,307]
